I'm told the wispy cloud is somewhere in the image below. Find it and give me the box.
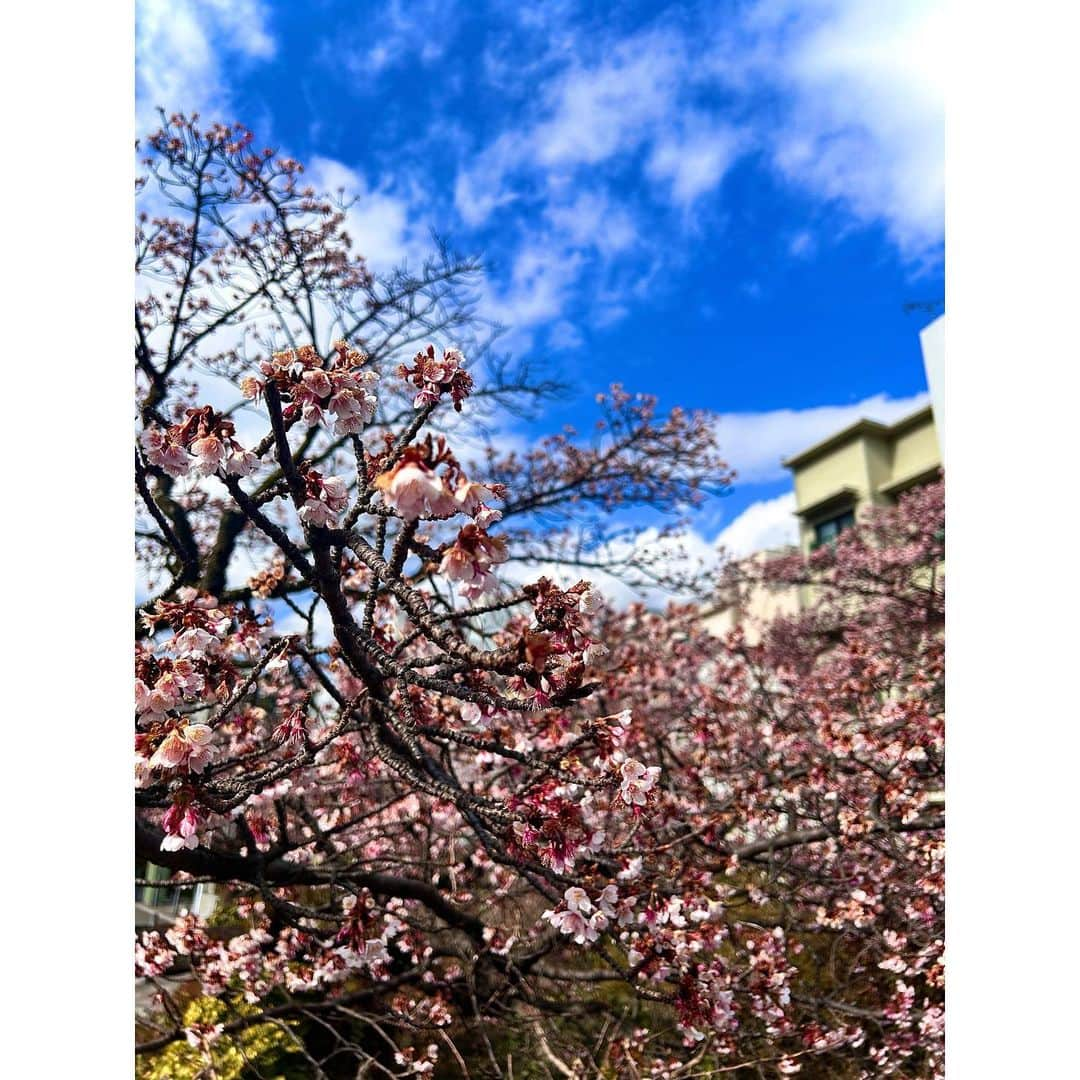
[135,0,276,131]
[787,230,816,259]
[530,30,687,170]
[543,192,638,257]
[474,185,650,350]
[332,0,463,83]
[133,0,941,368]
[714,492,798,558]
[646,120,746,210]
[305,157,429,273]
[499,524,726,610]
[715,391,930,484]
[735,0,944,261]
[480,239,586,351]
[442,0,942,351]
[453,27,740,229]
[454,1,943,252]
[547,321,585,352]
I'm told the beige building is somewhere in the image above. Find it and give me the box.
[136,858,218,929]
[703,404,942,638]
[784,404,941,555]
[700,546,801,641]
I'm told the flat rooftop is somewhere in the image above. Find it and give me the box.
[782,404,934,470]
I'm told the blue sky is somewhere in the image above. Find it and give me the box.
[136,0,943,561]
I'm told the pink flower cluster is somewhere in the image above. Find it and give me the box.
[141,406,258,478]
[135,657,205,717]
[375,456,458,520]
[272,705,307,748]
[135,930,176,978]
[515,579,611,704]
[618,758,661,807]
[374,441,503,526]
[454,478,502,528]
[141,588,232,642]
[543,885,623,945]
[144,721,215,774]
[246,341,378,435]
[393,1044,439,1075]
[397,343,473,411]
[509,785,609,875]
[438,524,509,600]
[161,795,203,852]
[297,470,349,527]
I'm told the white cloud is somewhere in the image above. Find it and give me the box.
[476,186,649,347]
[742,0,944,260]
[646,121,744,209]
[715,391,930,483]
[501,524,724,610]
[136,0,275,130]
[499,493,795,611]
[453,29,695,229]
[592,302,630,328]
[436,409,533,471]
[544,192,638,257]
[443,1,942,351]
[306,157,426,273]
[480,238,586,349]
[788,230,816,258]
[548,321,585,352]
[455,0,943,310]
[714,493,798,558]
[454,131,527,227]
[337,0,461,82]
[531,32,684,169]
[461,1,942,248]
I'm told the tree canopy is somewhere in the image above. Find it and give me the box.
[135,115,944,1079]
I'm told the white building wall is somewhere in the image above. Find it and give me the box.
[920,314,945,459]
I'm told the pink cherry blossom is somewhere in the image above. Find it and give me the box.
[375,460,457,521]
[140,427,190,477]
[224,447,259,476]
[619,759,661,806]
[160,800,202,851]
[190,434,229,476]
[320,475,349,513]
[133,116,943,1078]
[299,498,339,527]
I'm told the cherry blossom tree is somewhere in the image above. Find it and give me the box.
[135,114,943,1079]
[585,480,945,1077]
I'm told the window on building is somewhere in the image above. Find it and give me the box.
[812,508,855,548]
[136,858,198,923]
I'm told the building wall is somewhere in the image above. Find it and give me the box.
[701,569,801,645]
[788,407,941,555]
[791,439,872,510]
[702,402,942,640]
[889,414,941,485]
[791,440,875,551]
[920,315,945,457]
[862,434,897,506]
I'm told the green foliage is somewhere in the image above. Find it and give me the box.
[136,995,305,1080]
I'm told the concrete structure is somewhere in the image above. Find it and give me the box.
[703,401,942,638]
[783,405,941,556]
[136,858,218,929]
[700,546,801,643]
[920,315,945,458]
